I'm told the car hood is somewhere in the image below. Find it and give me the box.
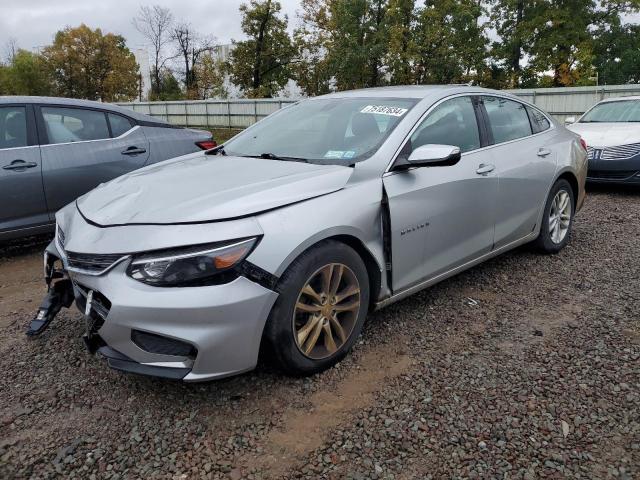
[567,122,640,148]
[76,154,353,226]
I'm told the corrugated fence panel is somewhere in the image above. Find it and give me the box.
[117,86,639,128]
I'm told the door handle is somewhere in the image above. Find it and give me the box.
[537,148,552,157]
[476,163,495,175]
[121,146,147,156]
[2,160,38,171]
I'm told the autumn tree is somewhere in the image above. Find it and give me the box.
[42,24,139,101]
[194,52,227,99]
[227,0,295,98]
[133,5,173,98]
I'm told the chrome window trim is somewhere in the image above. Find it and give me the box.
[0,144,40,152]
[39,125,141,148]
[384,92,556,175]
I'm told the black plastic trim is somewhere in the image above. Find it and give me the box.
[97,345,191,380]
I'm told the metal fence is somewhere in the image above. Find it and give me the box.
[116,84,640,128]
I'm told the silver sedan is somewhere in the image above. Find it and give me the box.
[32,86,587,381]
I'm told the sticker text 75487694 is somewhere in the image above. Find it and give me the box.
[360,105,409,117]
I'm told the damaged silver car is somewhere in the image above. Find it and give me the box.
[30,86,588,381]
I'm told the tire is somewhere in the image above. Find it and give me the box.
[533,178,575,254]
[263,240,370,376]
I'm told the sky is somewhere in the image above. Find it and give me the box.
[0,0,301,54]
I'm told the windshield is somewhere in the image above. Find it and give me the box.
[223,97,419,165]
[580,100,640,123]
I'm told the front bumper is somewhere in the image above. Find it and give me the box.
[587,154,640,184]
[44,241,278,382]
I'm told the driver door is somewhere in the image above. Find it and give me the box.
[382,95,499,292]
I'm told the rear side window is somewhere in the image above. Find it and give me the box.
[108,113,134,137]
[526,106,551,133]
[482,96,532,144]
[0,106,28,149]
[42,107,110,144]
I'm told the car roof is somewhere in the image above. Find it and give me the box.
[599,95,640,103]
[0,95,171,126]
[318,85,512,100]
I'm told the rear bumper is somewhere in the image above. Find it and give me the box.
[46,241,278,382]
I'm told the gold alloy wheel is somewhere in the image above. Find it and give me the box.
[293,263,361,360]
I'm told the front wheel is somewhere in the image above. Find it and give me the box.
[263,240,370,376]
[534,178,575,253]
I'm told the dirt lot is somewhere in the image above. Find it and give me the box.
[0,187,638,479]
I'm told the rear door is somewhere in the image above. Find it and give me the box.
[383,95,499,291]
[37,105,150,214]
[480,96,557,248]
[0,104,49,233]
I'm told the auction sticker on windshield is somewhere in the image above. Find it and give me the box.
[361,105,409,117]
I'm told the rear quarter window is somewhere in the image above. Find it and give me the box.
[526,106,551,134]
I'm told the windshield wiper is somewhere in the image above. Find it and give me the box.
[249,153,310,163]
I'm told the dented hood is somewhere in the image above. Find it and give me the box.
[76,154,353,226]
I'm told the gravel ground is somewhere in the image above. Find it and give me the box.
[0,186,638,479]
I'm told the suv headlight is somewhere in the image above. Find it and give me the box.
[126,238,258,287]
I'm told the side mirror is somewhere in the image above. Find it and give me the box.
[394,144,461,171]
[564,116,576,126]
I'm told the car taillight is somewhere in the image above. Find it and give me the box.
[196,140,217,150]
[579,138,587,151]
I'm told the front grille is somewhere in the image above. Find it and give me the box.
[589,143,640,161]
[57,225,65,250]
[66,251,128,274]
[588,170,638,180]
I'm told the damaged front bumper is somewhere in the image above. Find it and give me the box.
[28,240,279,382]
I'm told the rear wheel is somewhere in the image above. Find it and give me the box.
[263,240,369,375]
[534,178,574,253]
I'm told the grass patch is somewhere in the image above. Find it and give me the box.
[209,128,244,144]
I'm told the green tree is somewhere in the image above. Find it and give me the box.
[0,49,53,95]
[148,70,185,100]
[292,0,334,96]
[385,0,416,85]
[42,24,139,101]
[489,0,538,87]
[413,0,488,85]
[227,0,295,98]
[593,23,640,84]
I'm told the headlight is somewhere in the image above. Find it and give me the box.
[126,238,258,287]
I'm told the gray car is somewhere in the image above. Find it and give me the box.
[32,86,587,382]
[0,96,214,241]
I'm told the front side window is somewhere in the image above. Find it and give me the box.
[407,96,481,155]
[482,96,532,144]
[108,113,134,137]
[0,106,28,149]
[580,100,640,123]
[224,97,418,165]
[42,107,110,144]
